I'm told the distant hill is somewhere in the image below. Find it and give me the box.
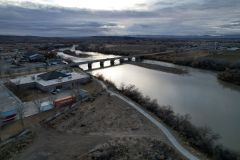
[0,35,87,43]
[0,34,240,43]
[129,34,240,40]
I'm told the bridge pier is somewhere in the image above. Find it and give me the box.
[68,55,147,70]
[119,58,124,64]
[135,56,143,62]
[100,61,104,68]
[110,60,115,66]
[88,63,92,70]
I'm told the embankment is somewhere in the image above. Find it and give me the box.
[130,62,187,74]
[146,55,240,85]
[96,74,240,160]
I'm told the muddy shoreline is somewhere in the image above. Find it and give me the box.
[131,62,188,74]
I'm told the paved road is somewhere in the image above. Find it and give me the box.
[96,79,200,160]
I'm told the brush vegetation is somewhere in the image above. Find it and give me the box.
[96,74,240,160]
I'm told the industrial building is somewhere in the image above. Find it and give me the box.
[46,58,64,66]
[0,84,20,125]
[10,71,91,92]
[23,52,45,62]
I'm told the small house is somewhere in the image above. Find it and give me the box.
[23,52,45,62]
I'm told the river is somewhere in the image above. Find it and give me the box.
[58,46,240,152]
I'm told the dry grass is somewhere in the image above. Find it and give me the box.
[82,137,185,160]
[207,52,240,63]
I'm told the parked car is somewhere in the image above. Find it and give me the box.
[51,88,61,94]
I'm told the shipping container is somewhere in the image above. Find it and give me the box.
[53,96,76,108]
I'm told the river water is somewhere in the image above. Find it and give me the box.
[58,47,240,152]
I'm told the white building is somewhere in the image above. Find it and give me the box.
[10,71,90,92]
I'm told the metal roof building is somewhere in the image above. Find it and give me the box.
[10,71,90,92]
[37,71,69,81]
[0,84,20,125]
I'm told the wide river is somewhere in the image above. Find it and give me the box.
[58,46,240,152]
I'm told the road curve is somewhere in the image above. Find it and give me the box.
[96,79,200,160]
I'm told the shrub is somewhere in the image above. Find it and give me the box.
[96,75,240,159]
[118,84,239,159]
[218,69,240,85]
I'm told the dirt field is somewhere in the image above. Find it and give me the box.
[14,90,185,160]
[1,80,210,160]
[207,52,240,62]
[82,137,185,160]
[147,50,210,62]
[48,93,162,136]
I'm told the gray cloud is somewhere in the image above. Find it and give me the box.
[0,0,240,36]
[219,21,240,29]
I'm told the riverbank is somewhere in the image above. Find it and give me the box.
[58,48,240,151]
[95,74,240,160]
[130,62,188,75]
[218,69,240,85]
[77,44,240,85]
[144,52,240,85]
[63,49,91,58]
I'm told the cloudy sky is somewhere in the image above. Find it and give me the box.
[0,0,240,36]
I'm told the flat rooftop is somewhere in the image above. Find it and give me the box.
[10,71,90,87]
[0,84,19,112]
[38,72,89,87]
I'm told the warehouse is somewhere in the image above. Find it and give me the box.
[0,84,20,125]
[23,52,45,62]
[10,71,91,92]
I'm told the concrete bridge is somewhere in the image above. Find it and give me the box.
[0,52,170,78]
[67,56,143,70]
[67,52,168,70]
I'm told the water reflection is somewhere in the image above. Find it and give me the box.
[91,64,240,152]
[57,46,240,151]
[57,45,119,64]
[57,45,119,70]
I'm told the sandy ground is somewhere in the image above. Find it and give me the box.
[1,80,208,160]
[149,50,209,62]
[81,137,185,160]
[0,109,56,141]
[131,62,188,74]
[48,93,164,138]
[15,89,184,160]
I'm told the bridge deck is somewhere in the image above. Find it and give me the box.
[67,52,168,67]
